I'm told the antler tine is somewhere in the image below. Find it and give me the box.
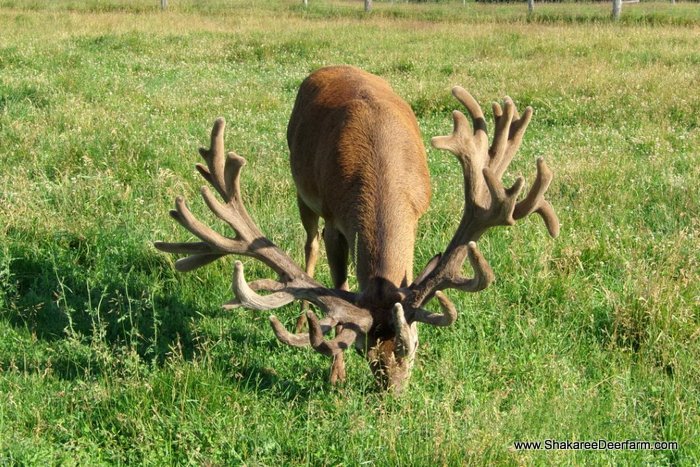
[490,98,516,177]
[196,117,229,200]
[408,292,457,327]
[501,106,533,176]
[307,311,361,356]
[168,196,247,252]
[153,240,226,272]
[224,152,246,205]
[430,110,473,158]
[451,86,488,148]
[174,253,226,272]
[154,241,217,255]
[446,241,494,292]
[390,302,415,358]
[513,157,560,238]
[269,314,337,348]
[198,119,248,206]
[223,277,287,309]
[231,261,295,310]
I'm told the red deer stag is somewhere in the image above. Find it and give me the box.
[155,65,559,391]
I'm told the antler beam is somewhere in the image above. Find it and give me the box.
[407,88,559,315]
[155,119,373,361]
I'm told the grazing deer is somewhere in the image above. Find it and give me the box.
[155,65,559,391]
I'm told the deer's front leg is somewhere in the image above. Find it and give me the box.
[323,226,350,383]
[296,197,321,332]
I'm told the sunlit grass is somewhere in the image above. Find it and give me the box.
[1,0,699,464]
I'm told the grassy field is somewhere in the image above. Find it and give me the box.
[1,0,699,464]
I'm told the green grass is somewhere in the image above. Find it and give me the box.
[1,0,699,464]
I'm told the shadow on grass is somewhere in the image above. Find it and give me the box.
[227,360,329,401]
[1,228,235,378]
[211,320,352,401]
[1,226,369,400]
[8,248,178,331]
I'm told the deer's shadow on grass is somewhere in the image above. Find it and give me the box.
[2,249,195,376]
[0,228,324,400]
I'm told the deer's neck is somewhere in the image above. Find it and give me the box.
[355,184,417,290]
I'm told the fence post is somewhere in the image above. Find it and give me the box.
[612,0,622,20]
[160,0,167,10]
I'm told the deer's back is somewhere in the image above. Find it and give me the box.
[287,66,431,236]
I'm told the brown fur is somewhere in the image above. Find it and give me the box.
[288,65,430,298]
[287,66,430,388]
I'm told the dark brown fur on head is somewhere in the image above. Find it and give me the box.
[358,277,403,311]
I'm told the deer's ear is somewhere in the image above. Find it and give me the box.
[412,253,442,288]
